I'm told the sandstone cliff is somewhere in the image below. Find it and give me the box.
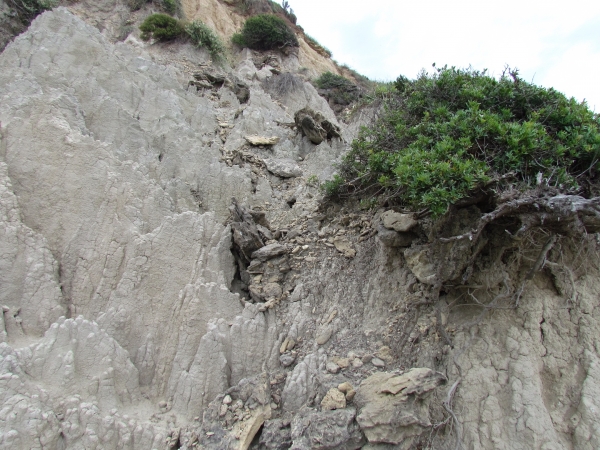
[1,3,600,450]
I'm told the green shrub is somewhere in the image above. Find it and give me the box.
[315,72,354,90]
[231,32,246,47]
[162,0,179,15]
[233,14,298,50]
[329,66,600,217]
[139,14,184,41]
[185,20,225,60]
[314,72,360,106]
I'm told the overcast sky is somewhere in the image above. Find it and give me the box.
[291,0,600,111]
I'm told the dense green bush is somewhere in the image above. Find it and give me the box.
[162,0,179,15]
[139,14,184,41]
[233,14,298,50]
[185,20,225,60]
[315,72,353,90]
[327,66,600,216]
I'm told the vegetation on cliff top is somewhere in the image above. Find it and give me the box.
[139,13,184,41]
[326,66,600,217]
[232,14,298,50]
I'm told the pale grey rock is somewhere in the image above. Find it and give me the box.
[280,352,297,367]
[326,361,341,374]
[282,353,327,412]
[0,162,65,339]
[169,304,279,417]
[263,158,303,178]
[0,317,168,449]
[316,327,334,345]
[0,6,598,450]
[371,357,386,368]
[290,407,365,450]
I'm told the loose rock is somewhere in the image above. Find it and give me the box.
[263,158,303,178]
[321,388,346,411]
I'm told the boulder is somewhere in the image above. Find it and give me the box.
[354,369,446,446]
[321,388,347,410]
[377,225,416,248]
[381,211,418,232]
[263,158,303,178]
[294,107,341,144]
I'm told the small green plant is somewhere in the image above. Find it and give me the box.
[162,0,179,15]
[185,20,225,61]
[139,14,184,42]
[306,174,319,187]
[233,14,298,50]
[329,66,600,217]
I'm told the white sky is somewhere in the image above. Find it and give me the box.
[290,0,600,111]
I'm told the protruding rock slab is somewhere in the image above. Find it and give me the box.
[294,107,341,145]
[245,135,280,146]
[251,243,288,262]
[354,369,446,446]
[263,158,303,178]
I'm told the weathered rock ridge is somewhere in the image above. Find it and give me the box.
[1,6,600,450]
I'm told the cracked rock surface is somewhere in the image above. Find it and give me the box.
[1,5,600,450]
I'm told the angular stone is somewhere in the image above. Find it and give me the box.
[251,243,288,261]
[263,282,283,300]
[321,388,347,411]
[371,358,386,368]
[245,135,280,146]
[333,357,350,369]
[316,327,333,345]
[326,362,340,374]
[263,158,303,178]
[381,211,418,232]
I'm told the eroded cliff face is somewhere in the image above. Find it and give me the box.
[1,5,600,450]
